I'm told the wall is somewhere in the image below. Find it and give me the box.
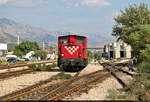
[0,43,7,50]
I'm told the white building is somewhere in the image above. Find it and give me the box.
[104,40,132,59]
[45,49,56,60]
[25,51,35,59]
[0,43,7,56]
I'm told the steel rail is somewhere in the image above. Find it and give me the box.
[0,69,34,80]
[0,61,56,70]
[99,61,130,88]
[39,70,108,100]
[49,72,110,101]
[6,71,82,100]
[42,61,132,101]
[0,70,81,100]
[0,77,54,100]
[0,70,106,100]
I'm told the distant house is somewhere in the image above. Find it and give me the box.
[0,42,7,56]
[25,51,35,60]
[45,49,56,60]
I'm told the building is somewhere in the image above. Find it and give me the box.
[45,49,56,60]
[104,40,132,59]
[0,42,7,56]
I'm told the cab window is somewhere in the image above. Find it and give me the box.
[77,37,84,44]
[60,38,68,44]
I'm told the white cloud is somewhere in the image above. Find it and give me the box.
[74,3,79,8]
[64,0,111,8]
[10,0,44,7]
[0,0,45,7]
[81,0,111,7]
[0,0,8,5]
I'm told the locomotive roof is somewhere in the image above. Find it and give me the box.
[58,35,86,38]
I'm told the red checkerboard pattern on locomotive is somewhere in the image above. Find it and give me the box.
[58,35,88,72]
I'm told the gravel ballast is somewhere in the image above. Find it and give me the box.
[0,67,76,97]
[0,61,132,100]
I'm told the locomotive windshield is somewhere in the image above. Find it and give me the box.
[77,37,84,44]
[60,38,68,44]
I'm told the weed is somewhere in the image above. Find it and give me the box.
[137,61,150,73]
[106,89,118,100]
[29,63,57,71]
[28,64,37,70]
[51,73,72,80]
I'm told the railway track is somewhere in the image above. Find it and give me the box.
[0,60,56,80]
[0,69,110,100]
[99,61,134,88]
[0,61,134,100]
[0,60,55,70]
[0,69,35,80]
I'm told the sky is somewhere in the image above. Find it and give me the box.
[0,0,150,36]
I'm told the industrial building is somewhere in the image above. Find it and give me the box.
[0,42,7,56]
[104,40,132,59]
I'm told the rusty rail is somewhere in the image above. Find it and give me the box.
[0,70,107,100]
[0,60,55,70]
[0,60,132,101]
[0,69,34,80]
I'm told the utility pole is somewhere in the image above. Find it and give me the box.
[17,35,20,45]
[42,41,45,50]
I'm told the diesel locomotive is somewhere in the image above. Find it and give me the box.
[57,35,88,71]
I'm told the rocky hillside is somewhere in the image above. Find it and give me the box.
[0,18,115,47]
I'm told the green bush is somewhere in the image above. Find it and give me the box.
[0,58,8,65]
[51,73,72,80]
[28,64,37,70]
[29,63,57,71]
[39,64,47,71]
[137,61,150,73]
[48,63,57,68]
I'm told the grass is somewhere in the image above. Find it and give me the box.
[115,73,150,100]
[51,73,72,80]
[0,58,8,65]
[106,89,126,100]
[28,63,57,71]
[137,61,150,73]
[28,64,37,70]
[106,89,118,99]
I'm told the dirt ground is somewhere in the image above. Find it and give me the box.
[69,61,133,100]
[0,66,76,97]
[0,61,133,100]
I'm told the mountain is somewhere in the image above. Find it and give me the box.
[0,18,57,43]
[53,31,115,47]
[0,18,115,47]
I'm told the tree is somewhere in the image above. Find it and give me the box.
[112,3,150,62]
[112,3,150,42]
[34,50,47,59]
[87,50,94,62]
[14,40,40,57]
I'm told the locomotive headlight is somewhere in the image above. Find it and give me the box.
[62,54,64,56]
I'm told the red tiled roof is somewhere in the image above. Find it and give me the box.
[44,49,55,54]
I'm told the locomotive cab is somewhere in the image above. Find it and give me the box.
[58,35,88,72]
